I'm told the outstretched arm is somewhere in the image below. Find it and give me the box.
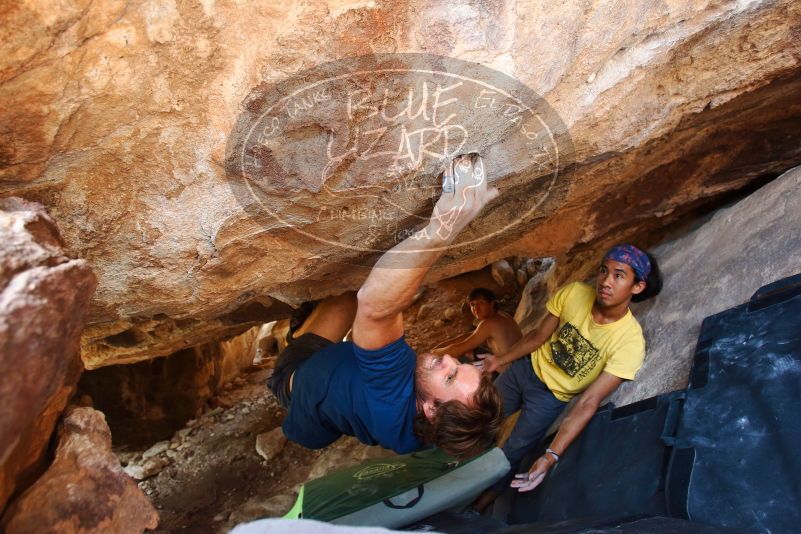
[432,321,493,358]
[353,155,498,350]
[483,313,560,373]
[511,372,623,492]
[433,331,473,350]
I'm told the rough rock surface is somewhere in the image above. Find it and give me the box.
[2,0,800,366]
[77,325,264,447]
[513,257,556,334]
[255,428,287,463]
[1,407,158,534]
[129,361,395,533]
[129,364,321,533]
[491,260,517,289]
[0,198,96,511]
[613,165,801,406]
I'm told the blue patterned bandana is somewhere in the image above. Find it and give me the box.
[604,244,651,281]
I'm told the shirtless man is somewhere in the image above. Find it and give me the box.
[432,288,522,362]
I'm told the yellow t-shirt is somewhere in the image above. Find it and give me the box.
[531,282,645,402]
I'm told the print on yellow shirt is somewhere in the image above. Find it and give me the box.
[531,282,645,402]
[551,323,601,380]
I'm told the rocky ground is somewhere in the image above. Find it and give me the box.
[116,362,311,533]
[116,359,399,533]
[113,261,538,533]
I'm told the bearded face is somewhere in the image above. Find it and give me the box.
[414,352,482,419]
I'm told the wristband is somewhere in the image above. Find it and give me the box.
[545,448,560,463]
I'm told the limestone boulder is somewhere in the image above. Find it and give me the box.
[614,165,801,406]
[1,407,159,533]
[1,0,800,367]
[514,257,556,334]
[0,198,96,511]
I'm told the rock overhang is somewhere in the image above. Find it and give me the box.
[1,0,800,366]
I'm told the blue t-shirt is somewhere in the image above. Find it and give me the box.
[282,336,423,454]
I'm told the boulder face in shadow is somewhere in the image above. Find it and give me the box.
[0,198,97,511]
[77,325,265,448]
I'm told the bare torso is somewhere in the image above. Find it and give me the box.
[483,311,523,355]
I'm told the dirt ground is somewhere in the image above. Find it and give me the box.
[115,363,308,533]
[115,264,527,533]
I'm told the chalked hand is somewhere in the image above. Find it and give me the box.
[432,154,498,241]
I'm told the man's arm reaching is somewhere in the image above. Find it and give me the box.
[482,313,560,373]
[433,331,473,350]
[511,371,623,492]
[352,155,499,350]
[432,321,493,358]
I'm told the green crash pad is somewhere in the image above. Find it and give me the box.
[284,447,509,528]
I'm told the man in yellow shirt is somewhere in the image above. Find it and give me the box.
[477,244,662,506]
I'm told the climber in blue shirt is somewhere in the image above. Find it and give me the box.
[267,154,504,459]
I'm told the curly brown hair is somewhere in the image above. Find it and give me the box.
[413,374,503,460]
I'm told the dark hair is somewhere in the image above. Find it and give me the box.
[468,288,497,305]
[631,252,662,303]
[413,374,503,460]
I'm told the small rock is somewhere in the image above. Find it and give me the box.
[186,418,198,428]
[225,413,235,421]
[115,451,139,466]
[411,288,426,304]
[491,259,516,287]
[241,407,251,415]
[255,428,287,462]
[416,303,433,321]
[442,307,458,321]
[525,257,555,277]
[142,440,170,459]
[124,456,169,481]
[432,319,444,329]
[524,258,540,276]
[516,268,528,287]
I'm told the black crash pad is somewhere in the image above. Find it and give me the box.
[508,391,684,524]
[403,510,507,533]
[665,273,801,533]
[498,514,752,534]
